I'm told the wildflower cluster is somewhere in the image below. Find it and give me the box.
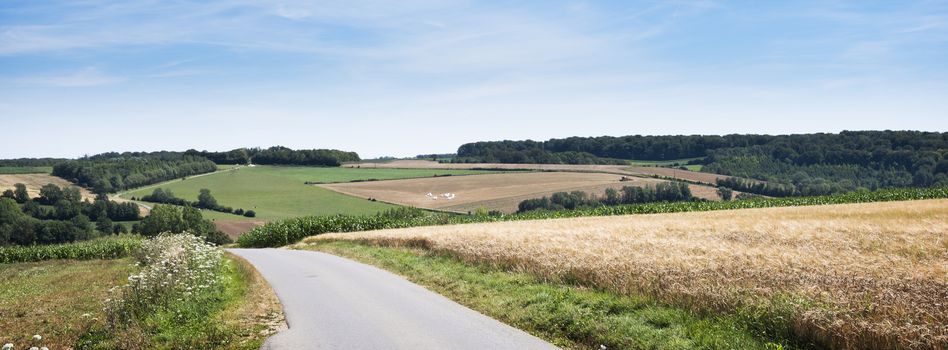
[1,334,48,350]
[105,233,223,327]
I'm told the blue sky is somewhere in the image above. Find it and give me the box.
[1,0,946,158]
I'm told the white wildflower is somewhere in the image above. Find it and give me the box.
[3,343,13,350]
[32,335,41,341]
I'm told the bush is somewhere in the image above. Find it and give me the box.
[105,234,223,329]
[243,210,256,218]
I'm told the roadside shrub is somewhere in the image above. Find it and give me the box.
[0,235,141,263]
[243,210,256,218]
[237,187,948,248]
[105,234,223,329]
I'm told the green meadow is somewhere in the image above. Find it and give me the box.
[121,166,494,221]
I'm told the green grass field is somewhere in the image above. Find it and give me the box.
[0,166,53,174]
[121,166,495,221]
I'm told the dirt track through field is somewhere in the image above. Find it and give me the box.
[322,172,670,213]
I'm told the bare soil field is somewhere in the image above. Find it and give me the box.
[322,172,669,213]
[308,199,948,349]
[215,220,266,240]
[0,173,96,202]
[625,166,729,184]
[345,160,733,185]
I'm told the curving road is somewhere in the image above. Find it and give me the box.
[228,248,559,350]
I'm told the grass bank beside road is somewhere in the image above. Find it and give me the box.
[0,259,134,348]
[298,240,786,349]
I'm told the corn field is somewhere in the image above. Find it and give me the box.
[238,187,948,248]
[0,236,141,263]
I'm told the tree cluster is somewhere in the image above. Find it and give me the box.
[140,188,255,217]
[518,182,694,213]
[185,146,360,166]
[0,183,140,246]
[0,158,68,167]
[52,152,217,193]
[135,204,231,245]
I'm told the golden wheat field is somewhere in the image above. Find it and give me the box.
[306,199,948,349]
[0,173,96,201]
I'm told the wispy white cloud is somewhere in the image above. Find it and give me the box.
[20,67,125,87]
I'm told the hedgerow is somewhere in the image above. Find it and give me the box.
[0,235,142,263]
[237,187,948,248]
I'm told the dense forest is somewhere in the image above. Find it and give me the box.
[185,146,360,166]
[0,158,68,167]
[456,131,948,195]
[0,183,139,246]
[52,152,217,193]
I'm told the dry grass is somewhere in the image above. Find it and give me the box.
[0,259,135,348]
[0,173,97,202]
[321,172,668,213]
[221,253,286,348]
[307,199,948,349]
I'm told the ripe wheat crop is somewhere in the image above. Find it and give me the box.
[308,199,948,349]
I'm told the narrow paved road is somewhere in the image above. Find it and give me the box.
[229,248,559,350]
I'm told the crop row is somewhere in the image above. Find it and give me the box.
[0,235,142,263]
[237,186,948,248]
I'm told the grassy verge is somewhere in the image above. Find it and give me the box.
[0,235,142,263]
[79,236,280,349]
[0,259,136,348]
[298,240,788,349]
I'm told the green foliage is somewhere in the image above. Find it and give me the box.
[717,186,733,201]
[186,146,360,166]
[518,182,695,213]
[138,205,230,244]
[239,187,948,248]
[0,166,53,174]
[0,183,139,246]
[52,151,217,193]
[142,188,238,216]
[13,183,28,203]
[306,241,778,349]
[0,235,141,263]
[457,131,948,195]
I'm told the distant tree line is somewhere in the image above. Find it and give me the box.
[416,153,456,160]
[0,183,141,246]
[52,152,217,193]
[457,131,948,195]
[0,158,68,167]
[185,146,360,166]
[518,182,694,213]
[138,188,256,218]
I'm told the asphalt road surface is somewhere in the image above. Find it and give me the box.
[229,248,559,350]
